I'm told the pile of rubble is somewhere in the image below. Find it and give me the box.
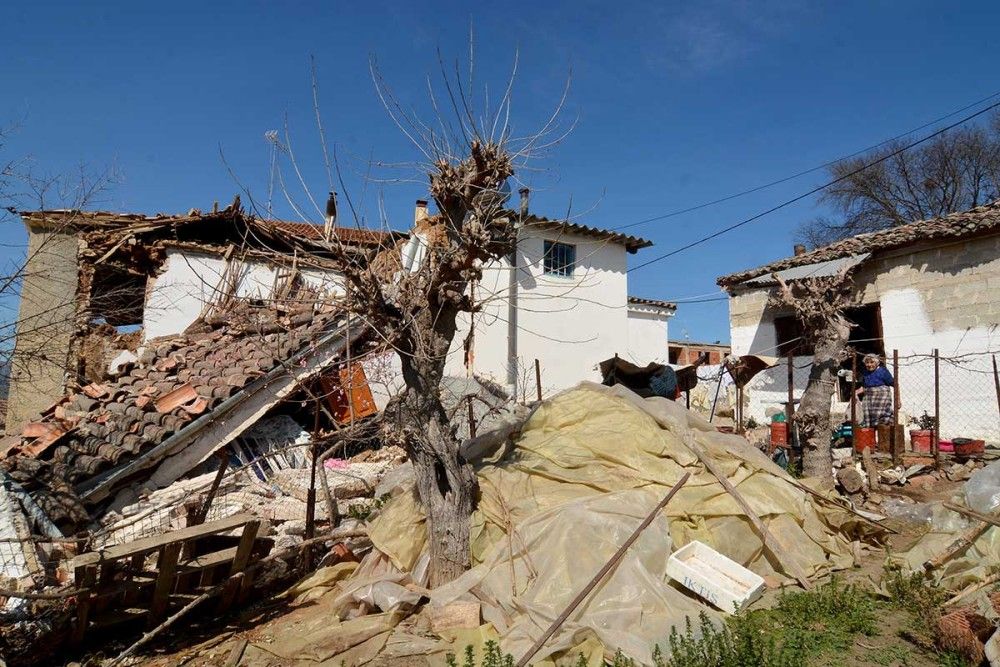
[212,383,886,666]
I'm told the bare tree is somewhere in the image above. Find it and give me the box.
[246,45,570,586]
[798,114,1000,247]
[769,269,855,477]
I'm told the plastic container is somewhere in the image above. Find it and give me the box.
[938,439,954,453]
[666,540,766,613]
[854,428,876,453]
[770,422,788,448]
[953,438,985,457]
[910,429,933,453]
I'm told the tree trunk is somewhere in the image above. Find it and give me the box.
[384,313,478,587]
[795,321,850,477]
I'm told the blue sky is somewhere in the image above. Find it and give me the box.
[2,0,999,343]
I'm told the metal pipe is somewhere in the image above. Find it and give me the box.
[892,349,900,464]
[934,348,940,470]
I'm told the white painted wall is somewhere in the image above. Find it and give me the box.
[143,249,345,341]
[726,234,1000,443]
[626,306,672,365]
[445,227,664,398]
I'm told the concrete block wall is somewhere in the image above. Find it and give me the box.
[5,224,81,433]
[727,232,1000,443]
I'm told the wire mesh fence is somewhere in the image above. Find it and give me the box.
[896,349,999,448]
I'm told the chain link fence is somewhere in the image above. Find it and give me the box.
[896,350,999,447]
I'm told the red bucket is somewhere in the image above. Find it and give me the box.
[770,422,788,448]
[910,430,933,453]
[854,427,876,453]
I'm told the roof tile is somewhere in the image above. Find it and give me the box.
[718,201,1000,286]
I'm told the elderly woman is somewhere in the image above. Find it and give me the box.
[855,353,894,427]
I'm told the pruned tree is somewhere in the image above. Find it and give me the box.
[248,46,571,586]
[798,113,1000,247]
[769,268,856,477]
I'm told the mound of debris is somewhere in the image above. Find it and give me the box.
[242,383,883,665]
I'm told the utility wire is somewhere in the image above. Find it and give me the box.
[614,89,1000,232]
[627,99,1000,274]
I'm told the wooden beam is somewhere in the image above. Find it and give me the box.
[71,565,98,645]
[148,542,182,627]
[685,438,812,589]
[942,502,1000,529]
[217,520,262,613]
[74,513,253,569]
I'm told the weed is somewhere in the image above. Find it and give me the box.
[445,640,513,667]
[346,493,391,522]
[883,564,949,648]
[870,644,912,665]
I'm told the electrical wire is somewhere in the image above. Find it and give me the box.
[613,89,1000,232]
[627,99,1000,274]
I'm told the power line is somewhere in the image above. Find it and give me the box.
[670,296,729,304]
[614,89,1000,232]
[627,99,1000,274]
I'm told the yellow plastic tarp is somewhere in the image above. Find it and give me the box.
[366,383,858,664]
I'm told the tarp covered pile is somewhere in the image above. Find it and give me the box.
[257,384,874,665]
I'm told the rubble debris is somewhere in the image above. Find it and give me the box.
[837,467,865,495]
[332,383,879,665]
[0,304,359,533]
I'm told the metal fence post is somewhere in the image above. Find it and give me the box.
[850,351,858,456]
[993,354,1000,432]
[933,348,940,471]
[892,349,900,464]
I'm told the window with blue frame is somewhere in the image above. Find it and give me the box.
[543,240,576,277]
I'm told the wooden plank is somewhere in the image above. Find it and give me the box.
[72,565,99,645]
[923,523,992,571]
[862,448,880,492]
[217,520,261,613]
[225,638,249,667]
[685,438,812,589]
[179,546,239,573]
[148,542,182,627]
[74,513,254,568]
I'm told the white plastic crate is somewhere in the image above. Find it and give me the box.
[666,540,766,613]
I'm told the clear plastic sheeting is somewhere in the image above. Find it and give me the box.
[359,383,861,664]
[966,461,1000,515]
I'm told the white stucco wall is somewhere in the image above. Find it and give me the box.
[143,249,345,341]
[446,227,645,398]
[727,233,1000,443]
[626,306,672,366]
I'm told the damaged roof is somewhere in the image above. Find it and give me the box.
[717,201,1000,287]
[18,196,403,256]
[1,304,353,531]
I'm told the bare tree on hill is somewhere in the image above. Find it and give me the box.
[798,112,1000,248]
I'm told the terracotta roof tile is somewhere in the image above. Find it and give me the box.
[1,306,345,529]
[717,201,1000,287]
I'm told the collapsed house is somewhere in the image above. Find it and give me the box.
[717,202,1000,444]
[3,192,677,443]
